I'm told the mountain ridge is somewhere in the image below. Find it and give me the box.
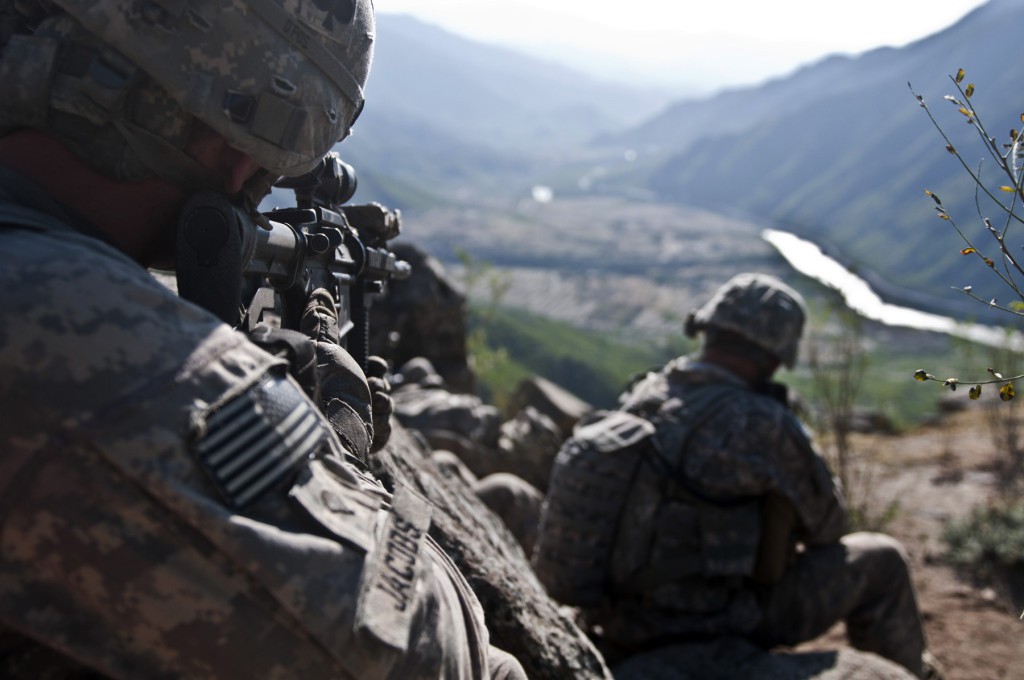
[332,1,1023,324]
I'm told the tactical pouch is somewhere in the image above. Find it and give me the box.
[629,492,761,593]
[531,410,656,607]
[698,498,761,577]
[751,492,796,585]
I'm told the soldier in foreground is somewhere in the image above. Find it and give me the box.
[533,272,938,678]
[0,1,524,677]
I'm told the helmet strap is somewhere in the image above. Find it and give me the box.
[114,120,222,194]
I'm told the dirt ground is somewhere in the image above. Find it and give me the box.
[794,399,1024,679]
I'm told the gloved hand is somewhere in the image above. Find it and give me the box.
[364,355,394,452]
[299,288,374,459]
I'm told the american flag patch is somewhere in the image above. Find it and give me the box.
[196,372,329,510]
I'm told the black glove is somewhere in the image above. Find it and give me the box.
[299,288,374,459]
[364,355,394,452]
[246,324,319,402]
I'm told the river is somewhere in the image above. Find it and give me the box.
[762,228,1020,349]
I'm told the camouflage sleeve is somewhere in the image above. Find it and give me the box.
[0,228,495,679]
[775,415,849,544]
[687,392,848,543]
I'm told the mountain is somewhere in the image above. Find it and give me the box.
[587,0,1024,319]
[337,14,672,207]
[319,3,1024,325]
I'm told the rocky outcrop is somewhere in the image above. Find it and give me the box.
[369,243,475,393]
[369,423,612,680]
[508,375,593,439]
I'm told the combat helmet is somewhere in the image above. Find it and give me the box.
[0,0,374,189]
[685,272,806,368]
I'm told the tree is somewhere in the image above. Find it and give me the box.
[910,69,1024,403]
[806,289,897,529]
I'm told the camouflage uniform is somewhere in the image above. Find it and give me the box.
[0,169,524,678]
[583,356,927,676]
[534,273,928,677]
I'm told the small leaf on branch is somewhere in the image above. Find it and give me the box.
[938,213,951,220]
[969,385,982,400]
[990,298,998,308]
[944,95,960,103]
[914,369,930,382]
[963,285,973,292]
[958,107,973,118]
[1001,382,1016,401]
[961,247,977,255]
[989,368,1004,379]
[1000,186,1016,192]
[956,68,965,83]
[926,189,942,205]
[984,257,995,267]
[966,83,975,98]
[946,144,956,154]
[1012,129,1019,141]
[944,378,959,391]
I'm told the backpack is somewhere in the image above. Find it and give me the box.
[531,378,775,607]
[531,409,656,607]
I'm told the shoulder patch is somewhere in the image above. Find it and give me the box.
[195,371,330,509]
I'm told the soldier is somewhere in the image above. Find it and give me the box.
[0,1,524,678]
[533,272,938,678]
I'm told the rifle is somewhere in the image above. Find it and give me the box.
[175,152,411,370]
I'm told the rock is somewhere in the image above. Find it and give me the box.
[369,423,612,680]
[473,472,544,555]
[392,359,569,491]
[611,637,916,680]
[495,406,563,492]
[508,376,593,439]
[847,407,897,434]
[369,243,475,393]
[391,357,503,455]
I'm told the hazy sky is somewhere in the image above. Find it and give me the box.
[375,0,988,92]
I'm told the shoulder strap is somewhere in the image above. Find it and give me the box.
[644,382,738,465]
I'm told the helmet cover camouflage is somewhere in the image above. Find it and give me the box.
[690,272,806,368]
[44,0,375,177]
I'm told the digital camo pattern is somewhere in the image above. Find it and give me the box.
[0,173,503,679]
[581,357,927,676]
[690,272,806,367]
[46,0,375,175]
[617,357,843,536]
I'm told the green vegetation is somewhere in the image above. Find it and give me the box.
[911,68,1024,396]
[911,68,1024,587]
[789,335,981,431]
[944,503,1024,579]
[468,303,685,413]
[470,297,982,429]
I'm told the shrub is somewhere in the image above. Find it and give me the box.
[943,502,1024,578]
